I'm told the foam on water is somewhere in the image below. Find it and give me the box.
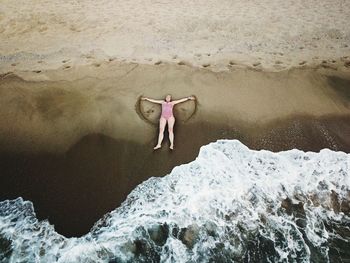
[1,140,349,262]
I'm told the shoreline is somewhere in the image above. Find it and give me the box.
[1,0,350,259]
[1,113,350,237]
[0,62,350,154]
[0,63,349,236]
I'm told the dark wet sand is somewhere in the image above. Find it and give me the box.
[1,114,350,237]
[0,63,350,237]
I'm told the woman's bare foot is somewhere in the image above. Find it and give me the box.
[170,145,174,150]
[153,145,161,150]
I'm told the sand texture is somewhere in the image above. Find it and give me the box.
[1,63,350,237]
[0,63,350,153]
[1,0,350,236]
[1,0,350,73]
[1,63,350,235]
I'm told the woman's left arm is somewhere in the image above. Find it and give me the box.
[172,96,195,105]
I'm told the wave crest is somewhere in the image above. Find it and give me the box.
[1,140,349,262]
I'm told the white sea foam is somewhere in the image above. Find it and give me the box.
[0,140,349,262]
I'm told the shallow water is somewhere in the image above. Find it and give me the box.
[1,139,349,262]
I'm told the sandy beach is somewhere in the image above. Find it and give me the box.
[0,0,350,241]
[1,62,350,236]
[1,0,350,73]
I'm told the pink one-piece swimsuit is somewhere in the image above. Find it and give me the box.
[161,102,174,120]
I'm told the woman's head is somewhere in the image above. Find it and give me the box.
[165,94,172,102]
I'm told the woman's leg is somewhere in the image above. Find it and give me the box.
[154,117,167,149]
[167,116,175,149]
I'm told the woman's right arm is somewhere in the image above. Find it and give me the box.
[141,97,164,104]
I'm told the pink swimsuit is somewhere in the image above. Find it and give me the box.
[161,102,174,119]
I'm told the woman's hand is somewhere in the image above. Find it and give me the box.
[141,97,147,101]
[188,96,195,100]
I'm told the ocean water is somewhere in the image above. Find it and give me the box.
[0,140,349,263]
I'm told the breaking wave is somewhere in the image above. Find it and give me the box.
[1,140,349,262]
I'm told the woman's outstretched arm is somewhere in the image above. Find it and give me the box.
[172,96,195,105]
[141,97,164,104]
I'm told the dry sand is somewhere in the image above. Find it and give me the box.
[1,0,350,72]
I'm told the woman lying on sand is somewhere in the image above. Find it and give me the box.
[141,95,195,150]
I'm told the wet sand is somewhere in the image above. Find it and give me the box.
[0,63,350,236]
[0,114,350,237]
[1,62,350,153]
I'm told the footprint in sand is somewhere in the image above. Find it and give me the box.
[228,61,236,66]
[321,60,329,67]
[321,60,337,69]
[273,63,285,70]
[84,54,94,59]
[137,96,197,125]
[178,60,190,66]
